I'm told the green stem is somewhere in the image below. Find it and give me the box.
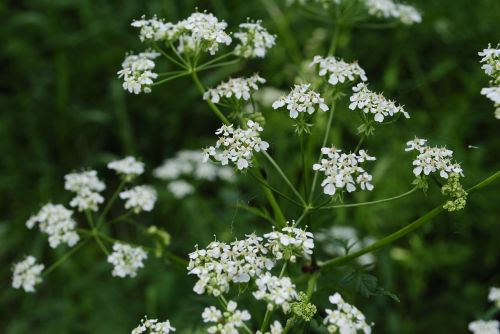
[152,72,190,86]
[320,186,418,210]
[94,236,110,256]
[153,43,187,69]
[96,179,126,229]
[328,22,342,56]
[42,238,89,277]
[300,134,309,200]
[197,51,236,69]
[320,170,500,270]
[249,170,304,208]
[354,134,366,152]
[165,251,189,268]
[191,71,229,124]
[108,211,134,225]
[85,210,95,229]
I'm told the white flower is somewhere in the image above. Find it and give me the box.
[188,234,274,296]
[108,156,145,181]
[405,138,463,179]
[481,87,500,104]
[202,302,251,334]
[489,287,500,308]
[26,203,80,248]
[108,243,148,278]
[313,146,376,196]
[324,293,372,334]
[118,50,159,94]
[131,316,176,334]
[364,0,421,25]
[349,83,409,122]
[119,185,157,213]
[272,84,329,119]
[131,15,178,42]
[264,223,314,262]
[234,20,276,58]
[478,44,500,81]
[253,272,298,313]
[256,321,283,334]
[12,256,44,293]
[310,55,367,86]
[167,180,195,199]
[204,74,266,104]
[468,320,499,334]
[64,170,106,212]
[203,120,269,171]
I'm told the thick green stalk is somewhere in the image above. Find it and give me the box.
[319,170,500,270]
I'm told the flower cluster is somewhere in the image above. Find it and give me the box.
[11,256,45,293]
[131,15,177,42]
[253,272,298,313]
[131,317,176,334]
[256,321,283,334]
[364,0,421,25]
[489,287,500,308]
[405,138,463,179]
[119,185,157,214]
[272,84,329,119]
[26,203,80,248]
[107,243,148,278]
[478,44,500,118]
[324,293,372,334]
[349,83,409,122]
[441,173,467,212]
[154,150,234,199]
[203,120,269,170]
[468,320,499,334]
[108,156,145,181]
[188,234,275,296]
[234,20,276,58]
[202,301,251,333]
[264,224,314,262]
[313,146,376,196]
[310,55,367,86]
[204,74,266,104]
[117,50,160,94]
[64,170,106,212]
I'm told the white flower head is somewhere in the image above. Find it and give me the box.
[364,0,421,25]
[405,138,463,179]
[202,302,251,334]
[264,223,314,262]
[310,55,367,86]
[12,256,44,293]
[203,120,269,171]
[131,15,178,43]
[272,84,329,119]
[64,170,106,212]
[118,50,160,94]
[119,185,157,214]
[234,20,276,58]
[204,74,266,104]
[324,293,372,334]
[313,146,376,196]
[253,272,298,313]
[468,320,499,334]
[26,203,80,248]
[349,83,409,122]
[167,180,195,199]
[108,156,145,181]
[489,287,500,308]
[108,243,148,278]
[478,44,500,82]
[131,316,176,334]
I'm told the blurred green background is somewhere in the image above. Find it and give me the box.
[1,0,499,333]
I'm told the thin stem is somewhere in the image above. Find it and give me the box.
[249,170,304,208]
[153,43,187,69]
[108,211,134,225]
[253,167,287,227]
[196,59,241,71]
[94,236,110,256]
[354,134,366,152]
[96,179,126,229]
[152,71,190,86]
[85,210,95,229]
[262,151,306,206]
[197,51,236,69]
[320,186,418,209]
[42,238,89,277]
[235,203,276,225]
[320,170,500,270]
[300,134,309,200]
[294,208,310,227]
[165,251,189,268]
[168,41,188,67]
[328,23,342,56]
[191,71,229,124]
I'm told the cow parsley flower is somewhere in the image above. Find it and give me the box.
[118,50,160,94]
[131,317,176,334]
[405,138,463,179]
[108,243,148,278]
[481,86,500,119]
[310,55,367,86]
[166,180,195,199]
[489,287,500,308]
[203,120,269,170]
[188,234,274,296]
[26,203,80,248]
[349,83,409,122]
[234,20,276,58]
[364,0,421,25]
[468,320,500,334]
[64,170,106,212]
[175,12,232,55]
[253,272,298,313]
[272,84,329,119]
[256,321,284,334]
[204,74,266,104]
[202,301,251,334]
[479,44,500,82]
[12,256,44,293]
[264,224,314,262]
[131,15,178,42]
[108,156,145,181]
[313,146,376,195]
[324,293,372,334]
[119,185,157,213]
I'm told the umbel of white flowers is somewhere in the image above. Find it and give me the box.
[313,146,376,196]
[478,44,500,119]
[204,74,266,104]
[202,301,251,334]
[64,170,106,212]
[119,185,157,214]
[12,256,45,293]
[131,317,176,334]
[324,293,372,334]
[203,120,269,170]
[272,84,329,119]
[107,243,148,278]
[310,55,368,86]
